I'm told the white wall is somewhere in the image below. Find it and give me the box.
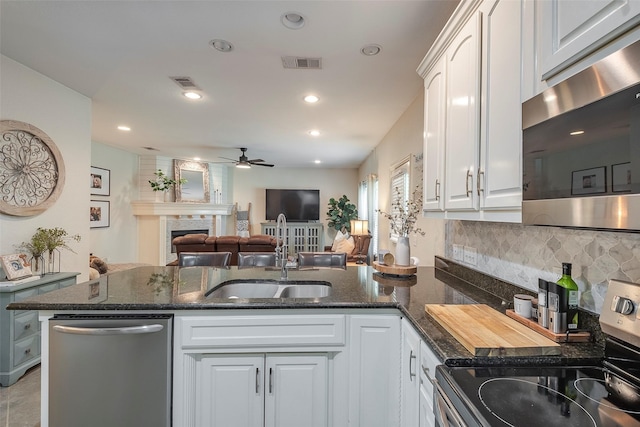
[359,92,445,266]
[1,55,91,281]
[232,166,359,246]
[90,142,139,263]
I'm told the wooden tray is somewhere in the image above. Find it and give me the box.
[505,309,591,343]
[425,304,561,356]
[372,261,417,276]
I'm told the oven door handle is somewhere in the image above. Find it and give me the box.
[435,381,468,427]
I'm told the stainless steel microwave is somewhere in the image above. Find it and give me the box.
[522,39,640,231]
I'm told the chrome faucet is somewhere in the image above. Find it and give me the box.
[275,213,288,279]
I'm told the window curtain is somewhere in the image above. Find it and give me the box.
[390,161,410,242]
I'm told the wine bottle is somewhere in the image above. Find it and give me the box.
[557,263,579,329]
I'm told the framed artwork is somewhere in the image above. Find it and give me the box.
[571,166,606,195]
[90,166,110,196]
[0,253,33,280]
[612,162,631,193]
[90,200,110,228]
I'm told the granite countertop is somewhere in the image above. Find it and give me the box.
[8,261,604,367]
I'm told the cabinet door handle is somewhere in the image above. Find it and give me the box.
[256,368,260,394]
[435,179,440,201]
[409,350,417,380]
[465,169,473,197]
[477,170,484,196]
[269,367,273,394]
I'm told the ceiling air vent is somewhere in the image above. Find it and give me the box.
[281,56,322,70]
[169,76,200,90]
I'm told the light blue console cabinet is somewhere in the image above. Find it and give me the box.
[0,272,79,386]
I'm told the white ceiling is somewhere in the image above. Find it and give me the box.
[0,0,459,168]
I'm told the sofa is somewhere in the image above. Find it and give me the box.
[170,233,277,266]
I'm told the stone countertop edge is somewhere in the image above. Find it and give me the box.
[6,261,605,368]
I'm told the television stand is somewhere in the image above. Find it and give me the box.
[261,222,324,256]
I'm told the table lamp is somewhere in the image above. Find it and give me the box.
[350,219,369,264]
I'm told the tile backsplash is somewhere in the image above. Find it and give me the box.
[445,220,640,314]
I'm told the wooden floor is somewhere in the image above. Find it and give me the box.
[0,366,41,427]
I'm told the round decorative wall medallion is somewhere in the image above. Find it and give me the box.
[0,120,65,216]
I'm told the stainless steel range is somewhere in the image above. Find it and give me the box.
[435,279,640,427]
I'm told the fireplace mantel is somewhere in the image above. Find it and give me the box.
[131,201,234,217]
[131,201,234,265]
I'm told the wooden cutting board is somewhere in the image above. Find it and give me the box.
[425,304,561,357]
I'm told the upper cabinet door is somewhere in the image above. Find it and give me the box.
[444,14,481,211]
[423,57,446,212]
[540,0,640,79]
[479,0,523,211]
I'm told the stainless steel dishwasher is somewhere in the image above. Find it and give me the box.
[49,314,173,427]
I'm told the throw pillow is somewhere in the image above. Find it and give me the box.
[90,257,108,274]
[334,235,355,254]
[331,230,346,252]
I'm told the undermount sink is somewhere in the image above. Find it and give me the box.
[205,279,332,299]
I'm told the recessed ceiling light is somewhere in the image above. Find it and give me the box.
[304,95,319,103]
[281,12,305,29]
[210,39,233,52]
[314,160,321,164]
[308,130,320,137]
[183,91,203,100]
[193,157,201,161]
[570,130,585,136]
[361,44,382,56]
[117,125,131,131]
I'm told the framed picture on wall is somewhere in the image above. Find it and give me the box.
[90,200,110,228]
[90,166,110,196]
[571,166,606,195]
[612,162,631,193]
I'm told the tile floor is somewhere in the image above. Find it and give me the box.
[0,366,41,427]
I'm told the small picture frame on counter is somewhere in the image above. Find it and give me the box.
[0,253,33,280]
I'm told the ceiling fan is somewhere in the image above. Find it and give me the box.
[217,147,274,168]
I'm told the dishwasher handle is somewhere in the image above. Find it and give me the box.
[53,324,164,336]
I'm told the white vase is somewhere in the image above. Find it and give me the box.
[396,236,410,266]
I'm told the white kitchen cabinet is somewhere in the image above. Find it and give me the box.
[401,318,421,427]
[348,314,401,427]
[174,313,346,427]
[418,340,440,427]
[195,353,328,427]
[401,318,441,427]
[423,56,446,212]
[539,0,640,80]
[443,12,481,212]
[419,0,522,221]
[478,0,523,212]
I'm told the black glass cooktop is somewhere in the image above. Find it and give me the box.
[438,365,640,427]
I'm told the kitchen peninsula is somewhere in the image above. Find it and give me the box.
[8,258,604,427]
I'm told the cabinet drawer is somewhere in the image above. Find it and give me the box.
[38,283,59,294]
[14,311,39,341]
[14,287,38,302]
[179,315,346,349]
[58,277,76,288]
[14,335,40,367]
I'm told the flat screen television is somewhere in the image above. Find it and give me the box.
[265,189,320,222]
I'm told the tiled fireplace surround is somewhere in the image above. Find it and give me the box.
[445,220,640,314]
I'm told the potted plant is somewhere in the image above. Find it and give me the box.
[149,169,187,201]
[18,227,81,274]
[377,186,425,266]
[326,195,358,234]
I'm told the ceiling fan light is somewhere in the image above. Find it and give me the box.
[236,162,251,169]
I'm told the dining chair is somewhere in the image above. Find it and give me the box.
[237,252,277,269]
[297,252,347,269]
[178,252,232,267]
